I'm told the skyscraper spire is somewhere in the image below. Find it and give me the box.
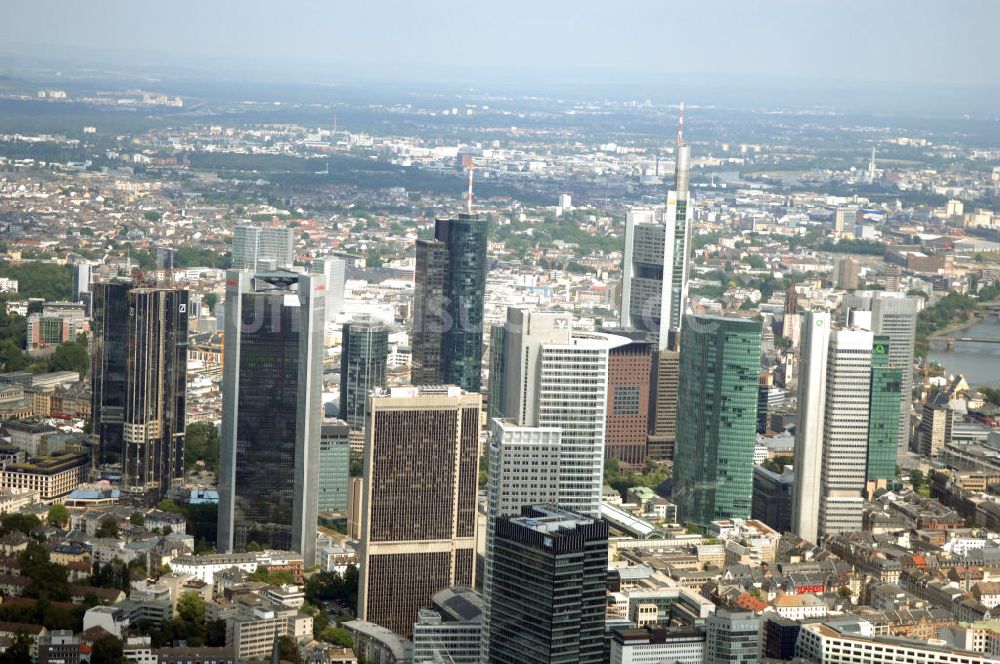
[677,100,685,146]
[466,159,475,214]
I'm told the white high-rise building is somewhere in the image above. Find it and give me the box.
[498,308,628,517]
[818,329,873,536]
[481,419,561,663]
[791,311,831,544]
[309,255,347,324]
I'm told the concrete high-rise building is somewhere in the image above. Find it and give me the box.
[318,420,350,514]
[412,587,484,664]
[411,213,487,393]
[358,386,480,639]
[217,271,324,565]
[495,308,628,517]
[339,316,389,431]
[834,207,859,236]
[481,419,562,663]
[488,506,608,664]
[791,312,831,544]
[817,329,873,537]
[673,315,761,527]
[844,292,919,451]
[309,255,347,325]
[706,611,760,664]
[604,337,653,467]
[646,348,680,462]
[92,279,189,494]
[917,395,954,457]
[231,225,295,271]
[835,257,860,290]
[619,140,692,351]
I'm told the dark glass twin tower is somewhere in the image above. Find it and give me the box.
[412,213,488,393]
[92,280,188,495]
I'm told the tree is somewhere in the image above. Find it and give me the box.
[96,517,120,539]
[177,591,206,622]
[277,635,302,664]
[46,504,70,529]
[2,512,41,536]
[184,421,221,472]
[47,336,89,375]
[91,634,126,664]
[321,626,354,647]
[130,512,145,527]
[202,292,218,313]
[910,469,925,492]
[0,632,32,664]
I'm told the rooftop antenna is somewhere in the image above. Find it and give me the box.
[466,160,475,214]
[677,100,685,146]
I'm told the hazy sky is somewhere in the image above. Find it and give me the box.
[3,0,999,89]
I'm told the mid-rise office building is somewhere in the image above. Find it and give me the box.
[488,506,608,664]
[705,610,760,664]
[411,213,487,392]
[834,256,860,290]
[217,271,324,565]
[339,316,389,431]
[752,465,794,534]
[673,315,761,527]
[918,394,954,457]
[318,420,350,514]
[411,587,483,664]
[358,386,480,639]
[610,626,706,664]
[797,621,993,664]
[92,280,188,494]
[72,262,92,314]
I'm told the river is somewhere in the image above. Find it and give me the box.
[928,316,1000,388]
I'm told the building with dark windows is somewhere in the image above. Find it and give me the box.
[488,505,608,664]
[217,270,324,566]
[673,315,761,527]
[763,614,801,660]
[92,279,132,467]
[358,386,480,639]
[604,335,653,468]
[411,213,487,393]
[752,465,795,534]
[92,280,188,495]
[339,316,389,431]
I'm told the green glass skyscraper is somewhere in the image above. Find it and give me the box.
[866,336,901,483]
[412,213,487,393]
[673,314,761,527]
[340,316,389,431]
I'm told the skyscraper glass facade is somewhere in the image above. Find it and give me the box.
[867,336,902,481]
[673,315,761,527]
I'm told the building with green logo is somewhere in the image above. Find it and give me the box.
[867,336,902,484]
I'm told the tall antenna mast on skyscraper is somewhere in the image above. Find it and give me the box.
[466,160,475,214]
[677,101,685,146]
